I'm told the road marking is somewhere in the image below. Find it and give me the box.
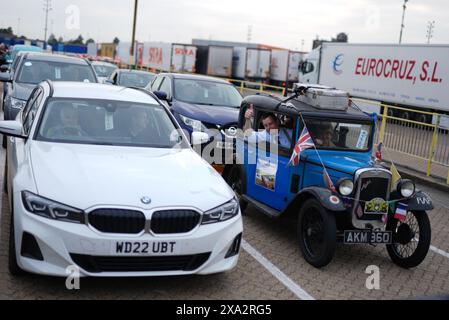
[433,199,449,210]
[430,245,449,259]
[241,239,315,300]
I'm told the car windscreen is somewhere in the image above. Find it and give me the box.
[36,98,188,148]
[304,119,373,151]
[16,60,97,84]
[93,64,117,77]
[174,79,242,108]
[119,72,154,88]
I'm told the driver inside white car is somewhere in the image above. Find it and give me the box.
[46,103,86,138]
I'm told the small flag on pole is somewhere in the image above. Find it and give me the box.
[390,162,402,191]
[375,142,383,161]
[323,167,336,193]
[288,127,314,166]
[394,202,408,222]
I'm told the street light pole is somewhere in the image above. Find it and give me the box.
[426,21,435,44]
[399,0,409,44]
[130,0,138,69]
[43,0,52,49]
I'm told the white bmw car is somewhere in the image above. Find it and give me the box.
[1,81,243,277]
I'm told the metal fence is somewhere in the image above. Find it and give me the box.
[352,98,449,184]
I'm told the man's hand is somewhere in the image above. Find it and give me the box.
[243,104,254,133]
[244,104,254,120]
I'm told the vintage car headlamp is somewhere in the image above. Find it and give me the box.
[179,114,206,132]
[22,191,85,224]
[201,198,239,225]
[10,97,27,110]
[397,179,415,198]
[337,178,354,196]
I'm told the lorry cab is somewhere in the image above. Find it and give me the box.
[299,47,320,84]
[225,84,433,269]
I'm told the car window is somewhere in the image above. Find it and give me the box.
[11,55,22,73]
[301,62,314,74]
[304,119,373,151]
[118,72,154,88]
[151,76,164,91]
[22,87,40,123]
[22,88,41,123]
[17,59,97,84]
[35,98,188,149]
[159,77,171,96]
[174,79,242,108]
[23,90,43,134]
[243,108,295,155]
[93,64,117,77]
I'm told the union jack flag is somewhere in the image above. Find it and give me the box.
[288,127,314,166]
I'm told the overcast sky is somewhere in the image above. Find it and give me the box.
[1,0,448,50]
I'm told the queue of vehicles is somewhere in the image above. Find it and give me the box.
[0,43,435,277]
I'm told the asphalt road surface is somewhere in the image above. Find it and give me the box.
[1,84,449,300]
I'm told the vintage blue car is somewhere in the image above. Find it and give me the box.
[224,85,433,268]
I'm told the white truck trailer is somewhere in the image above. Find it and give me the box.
[270,49,304,86]
[143,42,197,73]
[196,45,233,78]
[232,47,271,81]
[299,43,449,125]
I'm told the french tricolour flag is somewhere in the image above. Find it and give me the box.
[394,202,408,222]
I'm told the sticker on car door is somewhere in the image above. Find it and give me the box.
[255,158,277,191]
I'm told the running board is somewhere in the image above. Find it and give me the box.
[241,195,281,219]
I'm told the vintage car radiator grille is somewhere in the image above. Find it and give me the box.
[354,170,391,221]
[359,177,390,202]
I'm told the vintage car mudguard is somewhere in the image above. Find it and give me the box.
[402,191,434,211]
[286,186,347,213]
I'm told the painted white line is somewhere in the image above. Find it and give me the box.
[433,199,449,210]
[430,245,449,259]
[241,239,315,300]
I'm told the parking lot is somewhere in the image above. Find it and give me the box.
[1,143,449,300]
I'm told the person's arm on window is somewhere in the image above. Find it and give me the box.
[243,104,254,133]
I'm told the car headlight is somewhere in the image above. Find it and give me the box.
[179,114,205,131]
[22,191,85,224]
[201,198,240,225]
[337,178,354,196]
[397,179,415,198]
[10,97,27,110]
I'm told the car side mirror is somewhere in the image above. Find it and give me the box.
[0,72,12,82]
[0,121,27,139]
[154,90,169,101]
[104,79,114,85]
[0,64,9,73]
[191,132,209,146]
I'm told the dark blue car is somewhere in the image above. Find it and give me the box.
[146,73,243,165]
